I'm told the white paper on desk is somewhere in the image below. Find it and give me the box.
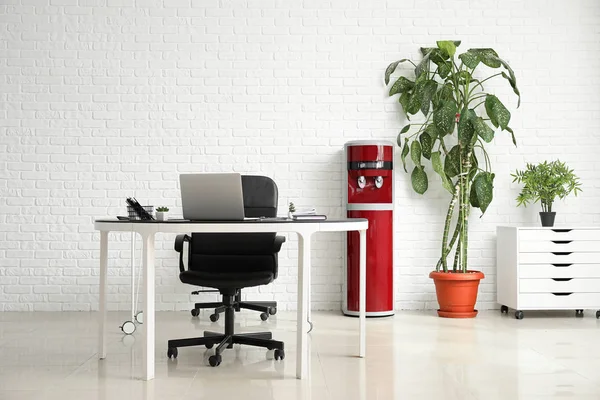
[292,208,317,216]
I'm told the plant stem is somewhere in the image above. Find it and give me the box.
[440,138,449,155]
[471,100,486,110]
[440,182,461,272]
[468,73,503,97]
[467,94,487,106]
[453,233,461,272]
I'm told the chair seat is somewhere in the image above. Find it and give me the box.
[179,270,274,289]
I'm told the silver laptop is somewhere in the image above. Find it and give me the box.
[180,173,247,221]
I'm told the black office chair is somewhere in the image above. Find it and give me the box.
[168,175,285,366]
[182,175,279,322]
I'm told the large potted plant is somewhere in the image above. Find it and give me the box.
[385,41,520,318]
[512,160,582,227]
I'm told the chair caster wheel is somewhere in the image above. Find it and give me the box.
[120,321,136,335]
[167,347,178,359]
[269,307,277,315]
[274,349,285,361]
[209,354,222,367]
[515,310,524,320]
[206,343,214,349]
[500,305,508,314]
[134,311,143,324]
[191,309,199,317]
[209,313,219,322]
[260,312,269,321]
[576,309,584,317]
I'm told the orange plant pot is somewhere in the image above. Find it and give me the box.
[429,270,485,318]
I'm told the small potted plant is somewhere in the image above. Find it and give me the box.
[512,160,582,227]
[288,202,296,219]
[155,207,169,221]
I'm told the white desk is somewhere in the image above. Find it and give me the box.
[94,218,368,380]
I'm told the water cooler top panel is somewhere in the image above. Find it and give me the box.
[346,142,394,204]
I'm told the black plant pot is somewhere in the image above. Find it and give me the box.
[539,212,556,227]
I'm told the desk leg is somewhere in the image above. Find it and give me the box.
[296,232,311,379]
[142,233,156,381]
[359,229,366,358]
[99,231,108,359]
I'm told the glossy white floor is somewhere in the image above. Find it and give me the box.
[0,310,599,400]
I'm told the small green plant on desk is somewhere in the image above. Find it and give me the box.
[156,207,169,221]
[512,160,582,227]
[288,202,296,218]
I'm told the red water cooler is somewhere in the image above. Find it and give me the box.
[343,140,394,317]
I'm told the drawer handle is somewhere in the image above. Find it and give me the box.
[551,292,573,296]
[552,252,572,256]
[552,229,572,233]
[551,240,572,244]
[552,263,572,267]
[551,278,572,282]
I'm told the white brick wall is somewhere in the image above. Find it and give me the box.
[1,0,600,312]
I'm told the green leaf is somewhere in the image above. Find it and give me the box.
[384,59,408,85]
[400,138,409,172]
[473,172,495,215]
[468,48,501,68]
[389,76,415,96]
[457,70,473,84]
[415,51,431,80]
[411,166,428,195]
[420,80,438,116]
[433,102,457,136]
[437,41,457,57]
[437,61,451,79]
[458,51,480,69]
[501,71,521,108]
[458,109,476,147]
[420,47,435,57]
[473,117,494,142]
[433,84,455,109]
[399,92,410,117]
[410,140,422,167]
[419,132,433,160]
[444,145,461,178]
[400,124,411,135]
[425,123,441,140]
[431,151,455,194]
[485,94,511,130]
[506,126,517,147]
[469,177,480,208]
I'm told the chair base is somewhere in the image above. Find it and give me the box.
[192,297,277,321]
[171,295,284,367]
[167,331,284,366]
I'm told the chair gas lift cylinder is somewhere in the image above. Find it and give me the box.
[343,140,394,317]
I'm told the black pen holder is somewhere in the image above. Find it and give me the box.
[127,205,154,220]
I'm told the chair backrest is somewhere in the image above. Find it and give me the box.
[189,175,278,260]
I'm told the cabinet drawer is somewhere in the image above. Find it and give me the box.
[519,252,599,264]
[519,229,600,241]
[519,264,600,278]
[519,293,600,309]
[519,278,600,293]
[519,241,600,253]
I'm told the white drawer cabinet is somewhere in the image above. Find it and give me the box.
[497,226,600,320]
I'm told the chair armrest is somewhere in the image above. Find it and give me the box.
[174,234,191,253]
[273,235,286,253]
[174,234,191,272]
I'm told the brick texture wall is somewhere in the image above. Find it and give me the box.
[1,0,600,311]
